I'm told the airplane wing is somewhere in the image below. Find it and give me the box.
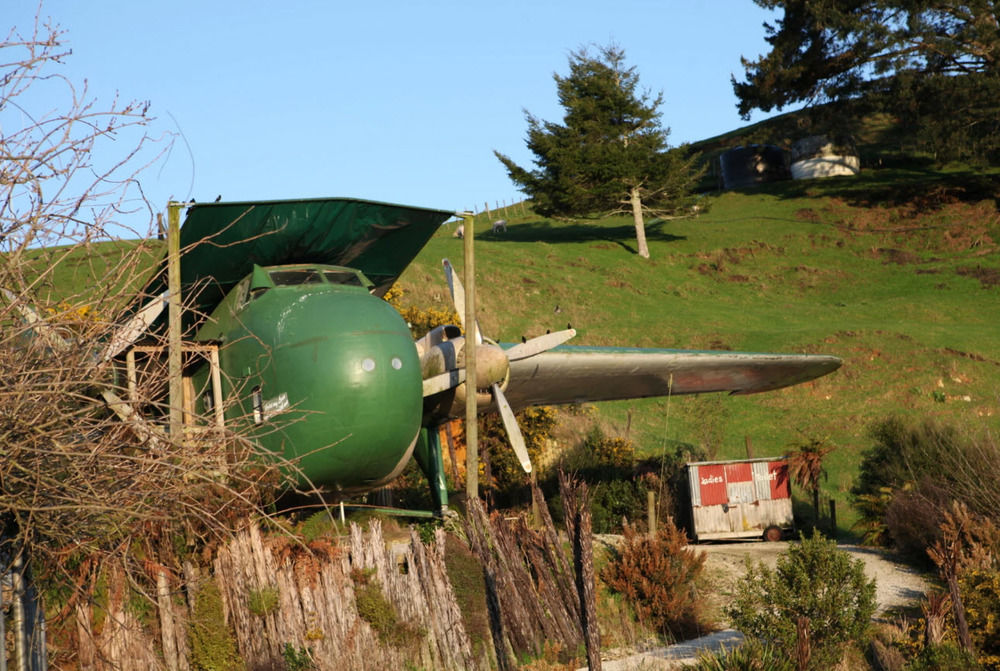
[139,197,455,330]
[502,345,841,409]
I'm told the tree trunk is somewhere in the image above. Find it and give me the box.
[795,616,811,671]
[629,187,650,259]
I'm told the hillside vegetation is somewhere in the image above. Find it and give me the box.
[397,167,1000,532]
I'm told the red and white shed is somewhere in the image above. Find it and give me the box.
[685,458,793,542]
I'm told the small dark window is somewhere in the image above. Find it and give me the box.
[269,269,322,286]
[323,270,364,287]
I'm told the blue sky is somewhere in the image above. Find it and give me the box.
[9,1,786,224]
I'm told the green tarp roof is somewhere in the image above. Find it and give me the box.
[143,197,455,329]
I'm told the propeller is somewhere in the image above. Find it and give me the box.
[434,258,575,473]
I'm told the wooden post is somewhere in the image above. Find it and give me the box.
[12,555,26,671]
[157,568,179,671]
[829,498,837,539]
[167,202,183,442]
[647,490,657,538]
[531,470,541,528]
[463,212,478,502]
[484,201,491,219]
[744,435,754,459]
[578,492,601,671]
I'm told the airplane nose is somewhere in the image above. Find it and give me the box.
[262,291,424,491]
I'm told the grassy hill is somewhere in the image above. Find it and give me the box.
[396,166,1000,532]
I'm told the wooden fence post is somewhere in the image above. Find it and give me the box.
[647,490,657,539]
[829,498,837,539]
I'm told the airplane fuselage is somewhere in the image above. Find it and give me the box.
[193,264,422,493]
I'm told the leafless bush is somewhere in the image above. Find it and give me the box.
[855,417,1000,559]
[0,6,293,606]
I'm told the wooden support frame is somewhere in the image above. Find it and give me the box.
[125,344,226,430]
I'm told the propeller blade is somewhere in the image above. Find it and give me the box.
[1,288,72,352]
[422,369,466,397]
[101,291,168,362]
[505,328,576,361]
[493,383,532,473]
[442,259,481,344]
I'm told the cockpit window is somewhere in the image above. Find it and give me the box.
[269,269,323,286]
[323,270,365,287]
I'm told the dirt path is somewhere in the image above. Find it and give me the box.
[585,540,932,670]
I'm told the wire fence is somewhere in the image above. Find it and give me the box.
[462,198,531,222]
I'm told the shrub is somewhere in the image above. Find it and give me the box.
[851,416,1000,560]
[884,481,950,565]
[247,585,280,617]
[480,405,557,497]
[588,479,647,534]
[726,531,876,670]
[907,642,981,671]
[382,284,458,339]
[351,568,424,648]
[600,518,710,641]
[584,427,634,470]
[281,644,315,671]
[687,638,796,671]
[960,568,1000,669]
[555,425,634,481]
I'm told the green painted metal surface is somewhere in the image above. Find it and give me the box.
[192,264,423,491]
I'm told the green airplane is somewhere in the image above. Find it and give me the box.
[11,197,843,511]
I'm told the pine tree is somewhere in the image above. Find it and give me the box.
[495,44,702,259]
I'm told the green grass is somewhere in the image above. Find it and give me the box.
[398,167,1000,536]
